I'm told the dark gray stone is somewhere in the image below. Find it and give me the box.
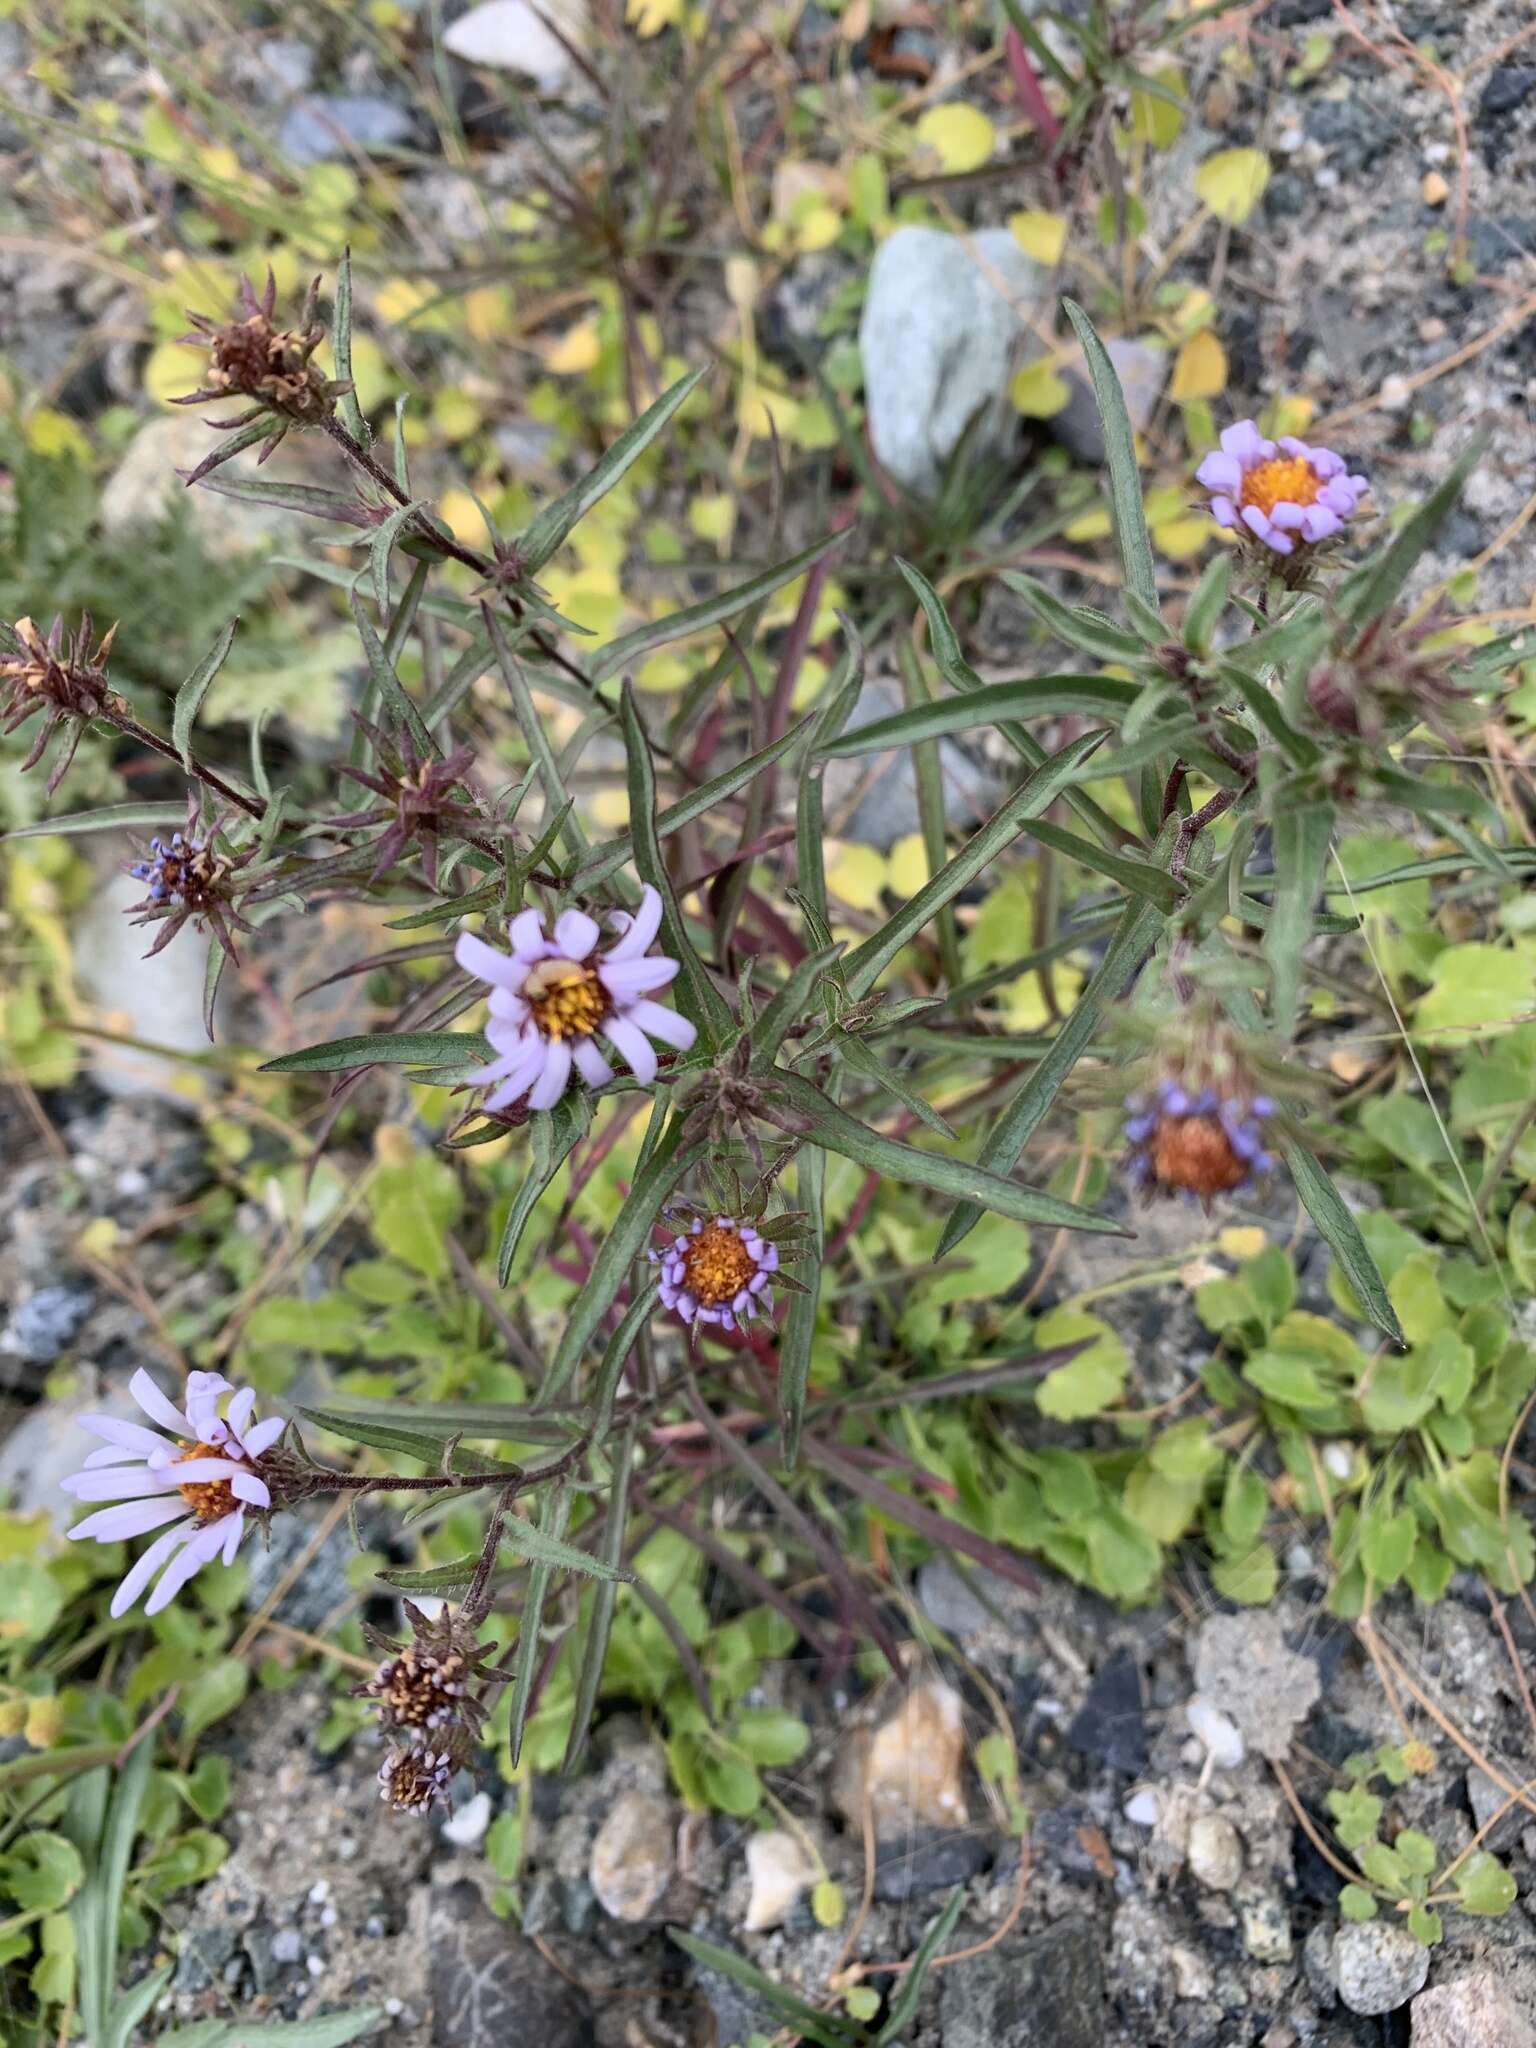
[241,1926,288,1994]
[873,1826,995,1902]
[1030,1803,1114,1886]
[1272,0,1331,18]
[1481,68,1536,121]
[1303,95,1397,172]
[822,675,996,849]
[278,95,416,166]
[240,1513,358,1634]
[6,1284,94,1365]
[174,1924,238,1993]
[1265,173,1309,221]
[686,1929,781,2048]
[939,1918,1107,2048]
[1465,219,1536,273]
[428,1880,592,2048]
[1066,1649,1147,1777]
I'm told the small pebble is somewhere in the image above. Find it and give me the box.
[320,1907,338,1929]
[1188,1814,1244,1892]
[1242,1894,1293,1964]
[306,1955,325,1979]
[1322,1443,1354,1480]
[1315,166,1339,190]
[307,1880,330,1904]
[1332,1921,1429,2015]
[1422,170,1449,206]
[1378,374,1413,414]
[1187,1698,1245,1770]
[1124,1788,1162,1827]
[384,1999,403,2018]
[441,1790,492,1849]
[1424,139,1451,163]
[338,1837,359,1861]
[269,1930,303,1966]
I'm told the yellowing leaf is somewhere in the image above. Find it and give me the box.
[1009,209,1067,266]
[1219,1226,1268,1261]
[794,201,843,252]
[887,834,930,898]
[24,408,92,461]
[1001,962,1082,1031]
[464,286,514,340]
[1154,517,1214,560]
[1065,505,1113,542]
[1129,72,1185,148]
[437,490,488,547]
[589,789,630,830]
[1195,147,1271,225]
[1268,393,1316,437]
[1171,327,1227,402]
[1010,358,1072,419]
[142,340,199,410]
[825,843,889,914]
[738,387,799,441]
[626,0,682,33]
[688,492,735,551]
[913,104,995,175]
[376,276,433,324]
[545,319,602,374]
[790,652,829,711]
[634,650,693,694]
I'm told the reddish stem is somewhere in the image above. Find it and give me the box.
[1005,26,1063,153]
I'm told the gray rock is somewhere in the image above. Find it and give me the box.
[0,1384,141,1528]
[1240,1893,1292,1964]
[874,1826,995,1902]
[174,1924,237,1993]
[1480,68,1536,121]
[859,225,1045,498]
[1412,1973,1536,2048]
[443,1,580,88]
[1303,94,1397,172]
[5,1283,94,1366]
[1030,1804,1113,1886]
[917,1555,1003,1636]
[428,1879,592,2047]
[1187,1813,1243,1892]
[252,39,316,97]
[1465,1765,1525,1853]
[1067,1649,1147,1777]
[278,94,416,167]
[687,1929,781,2048]
[1332,1921,1430,2017]
[269,1927,305,1966]
[1049,338,1167,465]
[1302,1923,1336,2009]
[939,1918,1106,2048]
[588,1788,674,1921]
[1191,1612,1320,1762]
[99,413,312,559]
[72,859,225,1103]
[822,675,996,849]
[240,1513,358,1634]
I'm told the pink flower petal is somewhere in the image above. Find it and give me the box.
[110,1523,194,1619]
[553,909,600,958]
[164,1457,245,1483]
[604,1015,658,1085]
[1301,505,1343,542]
[226,1387,257,1440]
[627,999,698,1052]
[527,1038,573,1111]
[1269,501,1309,530]
[573,1038,615,1086]
[599,956,680,1001]
[129,1368,193,1439]
[487,988,531,1026]
[1209,495,1238,530]
[1195,451,1242,494]
[77,1414,173,1459]
[144,1516,235,1616]
[231,1469,270,1507]
[1220,421,1271,465]
[68,1496,192,1543]
[604,885,663,961]
[455,931,522,990]
[81,1445,148,1469]
[509,908,547,955]
[221,1513,244,1565]
[62,1467,182,1502]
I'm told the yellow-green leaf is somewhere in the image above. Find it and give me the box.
[1011,358,1072,419]
[914,104,996,175]
[1009,209,1068,266]
[1170,328,1227,402]
[1195,147,1271,226]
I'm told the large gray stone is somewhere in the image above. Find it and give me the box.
[278,94,416,167]
[73,858,222,1101]
[859,226,1046,499]
[821,675,996,849]
[443,1,583,88]
[1050,337,1168,465]
[428,1880,592,2048]
[1412,1973,1536,2048]
[0,1383,141,1529]
[1332,1921,1430,2017]
[939,1918,1106,2048]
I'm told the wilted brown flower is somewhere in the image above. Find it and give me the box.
[355,1600,495,1763]
[176,272,352,473]
[0,614,119,792]
[126,796,256,961]
[1307,605,1476,745]
[329,720,483,888]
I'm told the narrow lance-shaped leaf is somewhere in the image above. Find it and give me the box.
[842,729,1111,1000]
[1340,432,1487,629]
[331,246,369,445]
[1285,1141,1405,1345]
[779,1138,824,1469]
[817,674,1137,756]
[347,582,435,759]
[172,618,239,772]
[379,1511,630,1591]
[591,531,845,683]
[506,1480,571,1769]
[4,801,187,841]
[1002,571,1147,662]
[619,680,735,1049]
[498,1094,594,1285]
[369,497,430,613]
[749,941,846,1073]
[1026,817,1182,911]
[767,1070,1126,1235]
[483,603,590,859]
[1264,800,1334,1038]
[263,1030,489,1073]
[519,365,708,573]
[938,878,1170,1256]
[1062,296,1159,612]
[562,1421,639,1772]
[797,619,866,935]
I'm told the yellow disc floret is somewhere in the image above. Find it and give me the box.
[175,1442,236,1522]
[1240,456,1322,518]
[522,957,607,1039]
[682,1222,758,1308]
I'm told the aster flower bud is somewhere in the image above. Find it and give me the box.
[1116,1009,1288,1207]
[176,272,352,473]
[0,613,120,793]
[126,798,256,961]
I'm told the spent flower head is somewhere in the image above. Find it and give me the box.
[127,797,256,961]
[0,613,120,793]
[1307,604,1479,746]
[356,1601,494,1760]
[61,1369,282,1617]
[1116,1006,1289,1206]
[331,720,483,889]
[1198,422,1368,576]
[377,1747,455,1818]
[456,884,697,1114]
[176,271,351,473]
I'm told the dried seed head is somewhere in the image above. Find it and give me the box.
[377,1746,454,1817]
[176,271,350,435]
[355,1602,492,1761]
[0,613,120,792]
[125,796,256,962]
[1124,1079,1276,1204]
[1307,606,1476,747]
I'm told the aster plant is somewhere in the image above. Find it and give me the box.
[29,260,1536,1795]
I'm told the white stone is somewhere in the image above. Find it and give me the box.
[441,1791,493,1848]
[1187,1813,1244,1891]
[74,859,222,1101]
[590,1789,675,1921]
[1124,1788,1162,1827]
[743,1829,818,1932]
[443,2,582,89]
[1333,1921,1430,2016]
[859,225,1046,499]
[1186,1696,1245,1769]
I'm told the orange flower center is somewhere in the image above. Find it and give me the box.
[522,958,606,1039]
[175,1441,236,1522]
[1239,455,1322,518]
[682,1223,757,1308]
[1152,1116,1247,1199]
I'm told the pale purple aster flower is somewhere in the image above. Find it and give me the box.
[61,1368,282,1617]
[1123,1082,1276,1202]
[651,1214,779,1332]
[455,884,697,1115]
[1196,420,1368,557]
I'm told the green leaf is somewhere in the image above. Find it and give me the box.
[1026,818,1182,909]
[668,1932,862,2048]
[498,1095,593,1284]
[520,366,708,572]
[1416,942,1536,1041]
[619,680,734,1049]
[1395,1829,1437,1877]
[0,1833,84,1913]
[1221,1463,1268,1551]
[1001,572,1148,662]
[593,532,844,683]
[332,246,368,444]
[562,1422,639,1772]
[369,1146,460,1279]
[544,1120,708,1400]
[299,1407,520,1471]
[1210,1541,1278,1604]
[2,801,189,841]
[778,1138,824,1470]
[379,1514,629,1591]
[178,1659,249,1746]
[1338,1884,1378,1922]
[766,1070,1126,1235]
[1456,1850,1517,1916]
[347,581,434,760]
[369,497,430,613]
[1061,297,1158,611]
[939,878,1168,1256]
[1360,1506,1417,1584]
[1182,549,1232,654]
[1341,433,1487,628]
[262,1030,489,1074]
[816,675,1136,756]
[749,941,846,1073]
[155,2009,385,2048]
[731,1707,811,1766]
[1284,1143,1405,1346]
[172,619,239,773]
[1265,802,1333,1037]
[1406,1904,1443,1946]
[842,729,1113,1000]
[65,1735,153,2048]
[874,1885,968,2045]
[1032,1308,1128,1419]
[506,1483,573,1770]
